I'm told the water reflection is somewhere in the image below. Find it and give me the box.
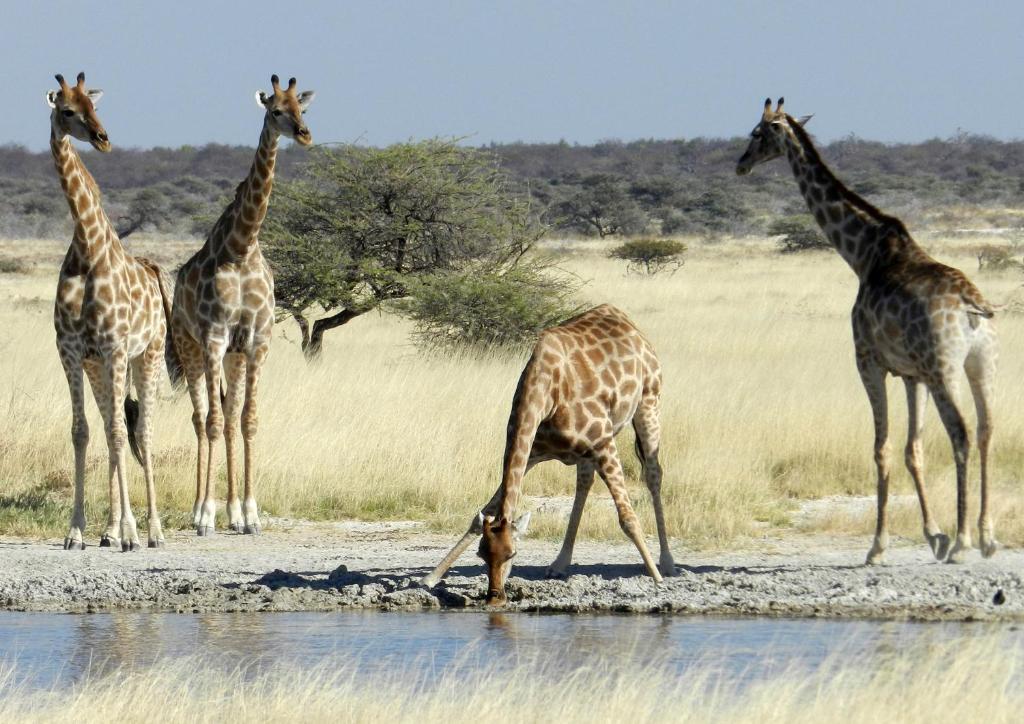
[0,611,1019,691]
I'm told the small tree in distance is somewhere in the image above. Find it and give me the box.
[264,139,580,359]
[768,215,830,254]
[609,238,687,275]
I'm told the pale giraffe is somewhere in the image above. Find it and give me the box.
[422,304,676,604]
[171,75,315,536]
[49,72,172,551]
[737,98,999,564]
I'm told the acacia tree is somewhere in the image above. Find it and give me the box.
[115,187,174,239]
[264,139,578,358]
[552,174,648,237]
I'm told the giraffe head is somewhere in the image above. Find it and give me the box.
[477,511,531,606]
[255,75,315,146]
[735,97,811,175]
[45,72,110,152]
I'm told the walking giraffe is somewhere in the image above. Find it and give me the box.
[737,98,999,564]
[171,75,315,536]
[423,304,676,605]
[49,72,172,551]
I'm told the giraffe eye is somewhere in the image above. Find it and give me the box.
[272,110,283,117]
[62,110,75,118]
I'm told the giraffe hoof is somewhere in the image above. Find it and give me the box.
[946,545,970,564]
[243,524,262,535]
[63,539,85,551]
[148,539,165,549]
[228,522,244,534]
[99,536,113,548]
[196,526,215,537]
[658,562,678,578]
[121,541,141,553]
[926,533,951,561]
[544,567,568,580]
[865,551,886,566]
[981,539,1000,558]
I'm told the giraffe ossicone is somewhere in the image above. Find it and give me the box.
[170,74,315,537]
[737,97,999,565]
[49,71,171,552]
[422,305,676,604]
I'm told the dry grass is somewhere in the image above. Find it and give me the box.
[2,234,1024,548]
[0,635,1018,723]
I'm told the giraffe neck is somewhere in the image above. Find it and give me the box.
[215,119,280,260]
[50,123,118,266]
[781,119,921,278]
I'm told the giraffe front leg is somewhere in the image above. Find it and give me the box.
[858,360,890,566]
[240,346,267,535]
[61,355,88,551]
[547,461,595,579]
[197,346,226,537]
[84,361,122,549]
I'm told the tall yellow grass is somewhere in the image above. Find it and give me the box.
[2,235,1023,547]
[0,635,1018,723]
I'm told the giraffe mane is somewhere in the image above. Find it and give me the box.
[786,115,910,237]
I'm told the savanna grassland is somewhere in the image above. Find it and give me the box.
[2,233,1024,552]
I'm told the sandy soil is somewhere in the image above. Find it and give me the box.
[0,518,1021,621]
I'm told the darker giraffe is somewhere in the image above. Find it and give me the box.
[171,75,315,536]
[49,72,172,551]
[737,98,999,564]
[423,304,676,605]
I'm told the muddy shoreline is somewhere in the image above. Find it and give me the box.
[0,521,1020,621]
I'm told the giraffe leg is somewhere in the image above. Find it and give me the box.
[859,361,891,566]
[632,395,676,577]
[223,353,246,533]
[84,360,121,548]
[60,353,88,551]
[131,351,164,548]
[546,461,595,579]
[197,345,226,537]
[241,346,268,535]
[107,350,140,552]
[595,439,662,582]
[966,343,998,558]
[903,379,949,560]
[176,332,207,529]
[930,382,972,563]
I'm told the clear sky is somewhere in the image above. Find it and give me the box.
[6,1,1024,150]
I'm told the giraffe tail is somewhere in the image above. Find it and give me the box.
[634,434,648,477]
[124,368,144,467]
[156,270,185,390]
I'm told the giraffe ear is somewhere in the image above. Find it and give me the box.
[86,89,103,106]
[296,90,316,110]
[511,512,531,540]
[255,91,270,108]
[796,114,813,127]
[46,90,59,108]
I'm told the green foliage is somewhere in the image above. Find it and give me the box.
[550,173,649,238]
[768,215,830,253]
[401,261,582,351]
[264,139,578,356]
[609,238,687,275]
[115,187,174,238]
[0,258,30,274]
[975,244,1023,271]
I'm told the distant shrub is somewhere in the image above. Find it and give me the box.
[768,216,830,254]
[609,238,687,275]
[975,244,1022,271]
[0,258,29,274]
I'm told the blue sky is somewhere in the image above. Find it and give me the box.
[7,1,1024,150]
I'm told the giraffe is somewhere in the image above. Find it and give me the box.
[422,304,676,605]
[171,75,315,536]
[48,72,172,551]
[736,98,999,565]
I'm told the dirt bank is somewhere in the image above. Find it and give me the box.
[0,519,1020,620]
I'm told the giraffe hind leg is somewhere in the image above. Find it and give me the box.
[966,342,998,558]
[633,395,676,577]
[902,379,949,561]
[930,382,972,564]
[223,354,246,533]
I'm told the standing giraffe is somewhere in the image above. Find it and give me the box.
[171,75,314,536]
[49,72,171,551]
[737,98,999,564]
[422,304,676,605]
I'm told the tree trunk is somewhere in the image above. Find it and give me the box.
[293,314,311,349]
[303,308,364,361]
